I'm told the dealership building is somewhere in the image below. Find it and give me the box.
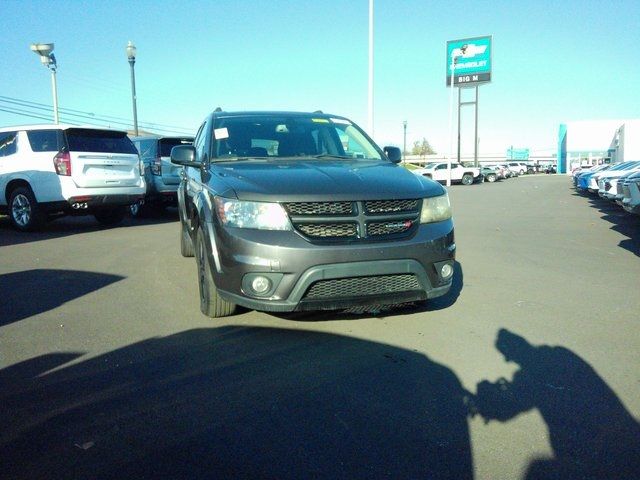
[557,119,640,173]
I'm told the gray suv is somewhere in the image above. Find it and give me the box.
[171,111,456,317]
[130,135,193,214]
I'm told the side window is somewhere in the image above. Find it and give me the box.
[0,131,18,157]
[139,140,156,159]
[26,130,61,152]
[435,164,447,170]
[194,122,208,162]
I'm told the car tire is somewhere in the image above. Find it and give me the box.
[180,224,195,257]
[9,186,44,231]
[129,200,145,218]
[519,169,525,175]
[461,173,474,185]
[195,226,236,318]
[94,207,126,226]
[486,173,496,183]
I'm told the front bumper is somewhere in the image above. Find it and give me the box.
[205,219,456,313]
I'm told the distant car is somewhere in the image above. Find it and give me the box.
[575,164,611,191]
[506,162,529,176]
[0,124,145,231]
[544,164,557,174]
[130,135,194,215]
[412,162,482,185]
[596,162,640,197]
[485,164,507,179]
[621,171,640,215]
[480,166,499,183]
[589,162,640,193]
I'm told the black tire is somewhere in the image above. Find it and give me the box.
[486,173,496,183]
[461,173,474,185]
[180,224,194,257]
[94,207,126,226]
[195,227,236,318]
[129,200,145,218]
[519,169,525,175]
[8,186,44,231]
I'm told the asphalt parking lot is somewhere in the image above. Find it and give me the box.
[1,175,639,480]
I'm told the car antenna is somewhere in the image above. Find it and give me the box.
[313,110,323,114]
[214,107,222,112]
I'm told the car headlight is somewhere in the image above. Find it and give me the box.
[420,194,452,224]
[214,197,292,230]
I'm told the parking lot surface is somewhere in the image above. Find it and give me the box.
[1,175,639,479]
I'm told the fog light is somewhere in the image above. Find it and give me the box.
[251,276,272,294]
[441,263,453,279]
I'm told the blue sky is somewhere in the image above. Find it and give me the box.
[1,0,638,155]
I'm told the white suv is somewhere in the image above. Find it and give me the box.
[0,124,145,231]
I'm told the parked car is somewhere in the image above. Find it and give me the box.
[171,110,455,318]
[0,124,145,231]
[575,164,611,191]
[129,135,194,215]
[621,171,640,215]
[412,162,482,185]
[506,162,529,176]
[616,171,640,207]
[588,162,639,193]
[480,166,499,183]
[498,163,516,177]
[485,164,507,179]
[595,161,640,197]
[544,164,557,174]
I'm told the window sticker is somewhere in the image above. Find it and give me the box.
[311,118,330,123]
[330,118,351,125]
[214,127,229,140]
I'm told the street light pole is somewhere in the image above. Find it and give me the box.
[403,120,407,163]
[30,43,59,124]
[126,41,139,136]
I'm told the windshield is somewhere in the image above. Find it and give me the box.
[66,128,138,154]
[211,114,383,161]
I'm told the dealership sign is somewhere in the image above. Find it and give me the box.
[446,36,492,86]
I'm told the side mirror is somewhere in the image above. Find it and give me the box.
[171,145,200,167]
[383,146,402,163]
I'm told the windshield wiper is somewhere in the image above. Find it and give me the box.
[311,154,353,160]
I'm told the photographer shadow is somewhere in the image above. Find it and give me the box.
[473,329,640,480]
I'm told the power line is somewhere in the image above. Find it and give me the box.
[0,95,195,135]
[0,106,79,124]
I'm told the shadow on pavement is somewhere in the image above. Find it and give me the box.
[0,208,178,248]
[0,269,125,327]
[584,195,640,257]
[471,329,640,480]
[0,327,474,480]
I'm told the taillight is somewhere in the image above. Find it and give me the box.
[53,151,71,176]
[151,156,162,175]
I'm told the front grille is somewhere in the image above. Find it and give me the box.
[367,220,413,236]
[304,274,420,299]
[284,199,421,242]
[364,199,419,213]
[297,223,357,238]
[285,202,353,215]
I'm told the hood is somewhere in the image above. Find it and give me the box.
[210,159,445,201]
